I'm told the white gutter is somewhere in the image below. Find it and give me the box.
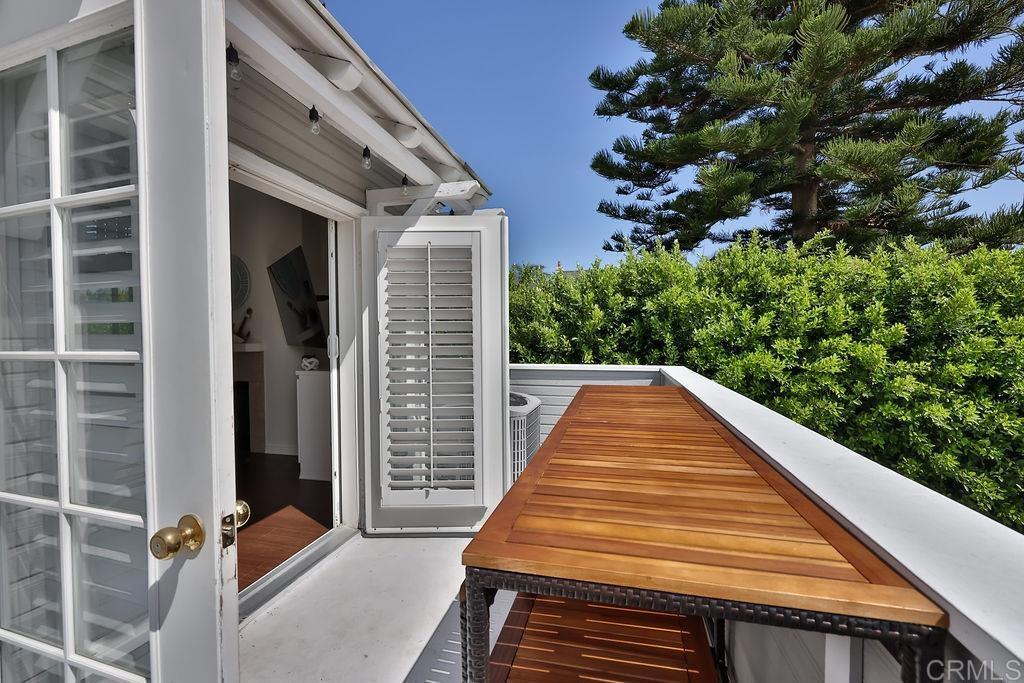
[270,0,491,196]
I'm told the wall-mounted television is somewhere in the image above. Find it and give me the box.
[267,246,326,348]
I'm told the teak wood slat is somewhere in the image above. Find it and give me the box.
[488,595,718,683]
[464,385,946,627]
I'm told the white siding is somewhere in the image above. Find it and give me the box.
[730,622,901,683]
[864,640,902,683]
[731,622,824,683]
[227,62,402,208]
[509,364,663,440]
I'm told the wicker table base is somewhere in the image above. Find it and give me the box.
[460,566,946,683]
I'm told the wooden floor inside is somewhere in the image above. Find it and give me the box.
[235,452,332,590]
[236,452,332,528]
[237,505,329,589]
[489,594,717,683]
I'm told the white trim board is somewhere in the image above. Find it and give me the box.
[228,142,366,220]
[334,219,362,530]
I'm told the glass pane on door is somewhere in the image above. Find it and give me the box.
[0,360,58,498]
[1,642,64,683]
[74,670,128,683]
[60,29,136,195]
[0,213,54,351]
[0,58,49,208]
[0,503,62,645]
[64,200,141,353]
[67,362,145,514]
[71,517,149,675]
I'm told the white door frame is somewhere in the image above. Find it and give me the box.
[227,142,365,535]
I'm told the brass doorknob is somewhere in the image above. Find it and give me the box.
[149,514,205,560]
[235,500,252,529]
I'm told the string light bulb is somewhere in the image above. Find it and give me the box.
[308,105,321,136]
[401,175,409,196]
[362,146,372,170]
[226,43,242,82]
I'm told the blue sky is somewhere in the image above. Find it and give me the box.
[329,2,1023,269]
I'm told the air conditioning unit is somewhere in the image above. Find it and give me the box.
[509,391,541,481]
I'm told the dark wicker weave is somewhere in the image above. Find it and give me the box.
[460,566,946,683]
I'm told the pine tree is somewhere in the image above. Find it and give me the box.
[591,0,1024,253]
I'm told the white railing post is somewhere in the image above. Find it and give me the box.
[825,634,864,683]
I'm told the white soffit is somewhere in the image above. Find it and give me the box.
[226,0,436,185]
[256,0,490,195]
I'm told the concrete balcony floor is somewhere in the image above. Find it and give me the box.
[240,535,486,683]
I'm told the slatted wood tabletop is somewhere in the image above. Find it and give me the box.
[464,385,946,627]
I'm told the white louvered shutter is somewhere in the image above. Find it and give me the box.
[377,230,482,506]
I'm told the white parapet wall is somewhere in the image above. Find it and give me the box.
[509,364,664,440]
[660,365,1024,681]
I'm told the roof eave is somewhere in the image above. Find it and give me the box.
[299,0,492,197]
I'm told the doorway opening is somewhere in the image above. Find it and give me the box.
[228,181,335,590]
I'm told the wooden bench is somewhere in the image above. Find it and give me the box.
[486,593,719,683]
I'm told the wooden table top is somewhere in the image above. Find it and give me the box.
[464,385,946,627]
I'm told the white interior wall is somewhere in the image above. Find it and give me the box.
[230,182,327,455]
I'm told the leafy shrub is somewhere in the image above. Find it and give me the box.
[510,237,1024,532]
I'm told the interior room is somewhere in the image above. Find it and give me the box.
[228,180,334,590]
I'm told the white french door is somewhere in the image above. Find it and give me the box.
[361,215,508,533]
[0,2,236,682]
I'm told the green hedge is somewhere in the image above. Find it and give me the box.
[510,237,1024,532]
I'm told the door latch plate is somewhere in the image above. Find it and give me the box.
[221,513,236,548]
